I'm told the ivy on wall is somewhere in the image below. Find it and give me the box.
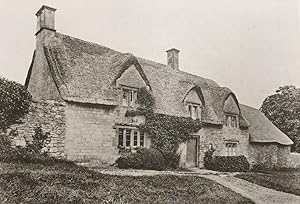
[126,87,203,167]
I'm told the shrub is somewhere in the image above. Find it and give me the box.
[26,125,49,155]
[0,125,53,164]
[204,154,250,172]
[0,133,20,162]
[161,150,181,169]
[0,77,32,130]
[116,148,165,170]
[203,149,215,169]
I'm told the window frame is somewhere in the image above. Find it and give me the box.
[121,86,138,107]
[117,128,145,148]
[225,142,238,156]
[225,113,239,128]
[186,102,201,120]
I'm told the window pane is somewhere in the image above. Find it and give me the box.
[227,116,231,127]
[118,129,124,147]
[231,116,236,128]
[130,90,133,102]
[125,129,131,146]
[226,143,237,156]
[188,105,192,118]
[194,106,198,119]
[140,132,145,147]
[122,89,129,106]
[133,131,138,146]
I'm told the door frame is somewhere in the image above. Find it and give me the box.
[187,135,199,167]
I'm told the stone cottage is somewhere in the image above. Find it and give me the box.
[21,5,293,168]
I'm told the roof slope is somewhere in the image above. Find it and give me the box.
[39,32,291,146]
[240,104,293,145]
[44,33,132,105]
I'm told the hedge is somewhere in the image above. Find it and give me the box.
[116,148,165,170]
[205,155,250,172]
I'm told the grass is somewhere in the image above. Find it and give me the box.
[0,162,254,204]
[235,170,300,196]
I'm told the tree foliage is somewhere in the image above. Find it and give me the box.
[260,85,300,152]
[0,77,32,130]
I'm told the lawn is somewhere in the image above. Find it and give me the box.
[235,170,300,196]
[0,162,254,204]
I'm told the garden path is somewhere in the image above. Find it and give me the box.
[95,167,300,204]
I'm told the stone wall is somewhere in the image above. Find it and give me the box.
[64,102,119,165]
[179,125,250,168]
[9,100,66,157]
[27,29,61,101]
[198,126,249,167]
[248,143,291,168]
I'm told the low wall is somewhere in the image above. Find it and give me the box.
[8,100,66,158]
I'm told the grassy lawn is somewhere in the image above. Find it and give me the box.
[0,162,254,204]
[235,170,300,196]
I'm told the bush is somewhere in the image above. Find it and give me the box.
[116,148,165,170]
[161,150,181,169]
[0,125,55,164]
[204,154,250,172]
[0,133,20,162]
[0,77,32,130]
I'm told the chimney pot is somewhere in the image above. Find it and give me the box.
[166,48,180,70]
[35,5,57,35]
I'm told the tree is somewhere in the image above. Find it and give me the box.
[0,77,32,131]
[260,85,300,152]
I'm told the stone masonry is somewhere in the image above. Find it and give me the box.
[9,100,66,158]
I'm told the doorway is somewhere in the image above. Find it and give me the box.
[186,137,199,167]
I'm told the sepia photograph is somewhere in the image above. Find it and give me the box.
[0,0,300,203]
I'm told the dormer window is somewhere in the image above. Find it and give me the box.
[122,87,138,107]
[187,103,201,120]
[225,114,238,128]
[223,94,240,128]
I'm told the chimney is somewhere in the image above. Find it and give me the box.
[36,5,56,35]
[166,48,180,70]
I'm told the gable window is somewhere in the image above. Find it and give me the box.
[187,103,201,120]
[225,114,238,128]
[122,87,138,107]
[225,142,237,156]
[118,128,145,148]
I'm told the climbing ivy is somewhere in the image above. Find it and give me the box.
[126,87,203,168]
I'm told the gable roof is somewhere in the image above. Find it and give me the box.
[240,104,293,145]
[44,33,150,105]
[31,32,292,146]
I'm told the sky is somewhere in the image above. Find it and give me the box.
[0,0,299,108]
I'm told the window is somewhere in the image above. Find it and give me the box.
[118,128,145,148]
[122,88,138,107]
[140,132,145,147]
[225,142,237,156]
[186,103,201,120]
[125,129,131,146]
[225,114,238,128]
[133,131,138,146]
[118,128,124,147]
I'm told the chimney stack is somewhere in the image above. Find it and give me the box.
[36,5,57,35]
[166,48,180,70]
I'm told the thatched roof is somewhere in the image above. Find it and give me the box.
[35,32,292,145]
[240,104,293,145]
